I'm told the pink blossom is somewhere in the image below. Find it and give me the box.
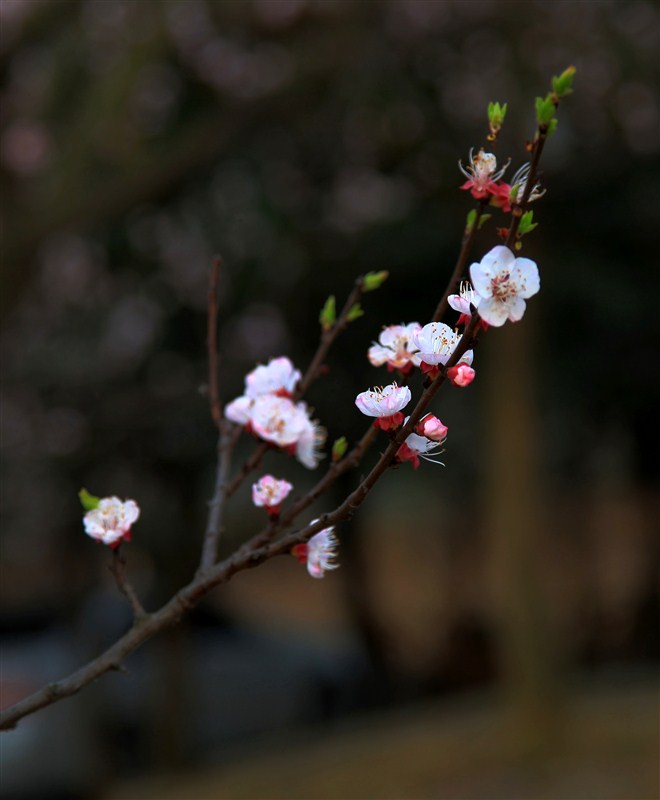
[295,414,326,469]
[368,323,422,372]
[447,364,475,387]
[417,414,448,442]
[252,475,293,516]
[292,523,339,579]
[83,497,140,548]
[469,245,540,326]
[224,395,254,425]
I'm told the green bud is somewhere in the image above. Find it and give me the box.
[487,101,507,126]
[465,208,477,233]
[332,436,348,462]
[518,210,538,235]
[79,488,100,511]
[535,94,556,126]
[478,213,492,230]
[362,270,389,292]
[546,118,558,137]
[551,66,576,98]
[319,295,336,331]
[347,303,364,322]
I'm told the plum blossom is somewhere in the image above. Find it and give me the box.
[245,356,301,399]
[412,323,474,372]
[292,522,339,579]
[355,383,411,431]
[469,245,540,327]
[492,163,545,212]
[252,475,293,516]
[447,364,475,387]
[368,323,422,372]
[83,497,140,548]
[224,395,253,425]
[459,148,509,200]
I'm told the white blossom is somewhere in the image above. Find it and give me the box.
[297,523,339,579]
[295,413,327,469]
[83,497,140,547]
[355,383,411,418]
[469,245,540,326]
[412,322,473,367]
[249,394,309,447]
[245,356,301,398]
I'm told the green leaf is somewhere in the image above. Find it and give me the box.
[546,118,558,137]
[332,436,348,462]
[347,303,364,322]
[478,213,492,230]
[551,66,576,98]
[362,270,389,292]
[319,295,336,331]
[487,101,507,126]
[79,488,100,511]
[465,209,477,233]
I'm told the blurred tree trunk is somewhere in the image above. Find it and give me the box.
[482,311,563,749]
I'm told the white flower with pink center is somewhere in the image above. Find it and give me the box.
[412,322,473,367]
[83,497,140,548]
[368,323,422,372]
[292,522,339,579]
[355,383,411,430]
[249,394,308,447]
[448,281,480,322]
[252,475,293,515]
[224,395,253,425]
[469,245,540,327]
[245,356,301,399]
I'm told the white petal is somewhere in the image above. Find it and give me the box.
[506,296,527,322]
[476,297,510,327]
[469,263,492,299]
[512,258,540,299]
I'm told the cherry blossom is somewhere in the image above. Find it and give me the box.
[492,163,545,212]
[459,148,509,200]
[291,523,339,579]
[368,323,422,372]
[224,395,254,425]
[411,322,474,371]
[252,475,293,517]
[447,364,476,387]
[83,497,140,548]
[469,245,540,327]
[355,383,411,431]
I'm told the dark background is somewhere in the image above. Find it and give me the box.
[1,1,658,798]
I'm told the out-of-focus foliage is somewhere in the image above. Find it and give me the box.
[1,0,658,612]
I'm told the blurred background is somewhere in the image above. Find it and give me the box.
[1,1,658,798]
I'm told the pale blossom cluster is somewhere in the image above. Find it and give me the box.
[292,522,339,579]
[252,475,293,516]
[412,322,474,375]
[225,357,326,468]
[83,497,140,548]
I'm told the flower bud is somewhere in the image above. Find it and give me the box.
[416,414,448,443]
[447,364,475,387]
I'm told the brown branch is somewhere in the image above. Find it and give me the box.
[109,548,147,621]
[197,428,236,573]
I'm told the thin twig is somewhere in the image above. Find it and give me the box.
[431,201,487,323]
[197,428,235,573]
[109,548,147,621]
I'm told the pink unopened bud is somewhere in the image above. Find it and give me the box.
[416,414,448,443]
[447,364,475,387]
